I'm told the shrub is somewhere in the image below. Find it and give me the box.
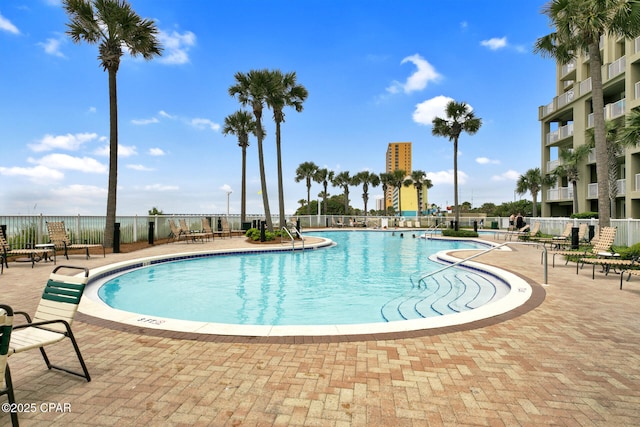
[442,229,479,238]
[570,212,598,219]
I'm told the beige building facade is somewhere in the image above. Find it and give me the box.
[385,142,428,216]
[540,34,640,218]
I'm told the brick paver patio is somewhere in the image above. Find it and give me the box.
[1,232,639,426]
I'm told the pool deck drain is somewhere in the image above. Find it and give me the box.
[2,231,640,425]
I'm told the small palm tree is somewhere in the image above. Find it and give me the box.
[586,120,623,218]
[516,168,554,218]
[432,101,481,230]
[229,69,274,231]
[387,169,408,216]
[552,145,591,215]
[353,171,380,217]
[332,171,353,215]
[405,170,432,220]
[63,0,162,248]
[534,0,640,227]
[295,162,319,215]
[379,172,394,213]
[314,168,334,216]
[266,70,309,228]
[222,110,258,224]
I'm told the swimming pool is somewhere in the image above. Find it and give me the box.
[83,231,532,336]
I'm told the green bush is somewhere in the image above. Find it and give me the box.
[570,212,598,219]
[244,227,283,242]
[442,229,479,238]
[612,242,640,260]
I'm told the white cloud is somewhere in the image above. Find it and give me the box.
[50,184,106,198]
[38,37,65,58]
[481,37,508,50]
[386,54,441,94]
[159,110,176,119]
[28,132,100,152]
[87,106,97,113]
[0,165,64,182]
[131,117,159,125]
[158,30,196,65]
[94,144,138,157]
[28,153,107,173]
[220,184,233,193]
[144,184,179,191]
[476,157,500,165]
[190,118,220,131]
[412,95,454,125]
[491,169,520,181]
[149,148,165,156]
[127,164,154,171]
[0,12,19,34]
[427,170,468,186]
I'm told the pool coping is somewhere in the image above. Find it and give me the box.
[77,235,546,343]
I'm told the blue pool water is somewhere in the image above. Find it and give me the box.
[97,231,507,326]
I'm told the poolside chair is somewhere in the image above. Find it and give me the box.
[550,226,617,272]
[0,304,18,427]
[219,217,232,238]
[619,263,640,289]
[46,221,104,260]
[178,219,208,243]
[200,218,214,240]
[532,222,572,247]
[332,217,344,228]
[9,265,91,382]
[1,226,56,270]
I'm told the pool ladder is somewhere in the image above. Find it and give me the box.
[281,226,305,251]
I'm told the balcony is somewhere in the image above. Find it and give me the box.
[636,37,640,54]
[636,173,640,191]
[557,90,575,108]
[587,98,626,127]
[579,77,592,96]
[546,123,574,145]
[617,179,626,196]
[547,187,573,201]
[546,159,560,173]
[588,183,598,198]
[636,81,640,100]
[588,149,596,163]
[561,60,576,78]
[607,56,626,79]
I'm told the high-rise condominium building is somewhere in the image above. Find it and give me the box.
[540,33,640,218]
[385,142,428,216]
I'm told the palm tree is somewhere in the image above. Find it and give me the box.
[379,172,394,214]
[387,169,408,216]
[534,0,640,227]
[516,168,555,218]
[353,171,380,217]
[552,145,591,214]
[63,0,162,248]
[431,101,482,230]
[314,168,334,216]
[405,170,432,220]
[295,161,319,216]
[222,110,258,224]
[229,69,274,231]
[266,70,308,229]
[332,171,353,215]
[586,120,623,218]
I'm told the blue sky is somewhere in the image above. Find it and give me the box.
[0,0,556,216]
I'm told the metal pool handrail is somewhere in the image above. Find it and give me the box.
[281,226,304,251]
[416,241,548,286]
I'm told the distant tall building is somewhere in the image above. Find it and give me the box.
[384,142,428,217]
[385,142,412,209]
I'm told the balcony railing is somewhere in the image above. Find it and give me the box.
[588,183,598,198]
[546,123,574,145]
[557,90,575,108]
[579,77,592,96]
[636,173,640,191]
[608,56,626,79]
[636,36,640,54]
[588,149,596,163]
[547,187,573,201]
[587,98,626,127]
[546,159,560,173]
[561,60,576,78]
[636,81,640,100]
[617,179,626,196]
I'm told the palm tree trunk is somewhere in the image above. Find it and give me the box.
[453,137,459,230]
[255,115,273,231]
[532,191,538,218]
[572,180,579,214]
[104,68,118,248]
[241,146,247,223]
[323,182,328,215]
[590,41,610,227]
[306,181,311,215]
[275,121,285,228]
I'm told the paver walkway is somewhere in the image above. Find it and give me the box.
[1,232,639,426]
